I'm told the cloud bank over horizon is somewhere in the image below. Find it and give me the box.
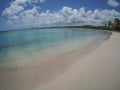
[2,0,120,29]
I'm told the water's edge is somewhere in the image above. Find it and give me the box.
[0,28,112,70]
[0,31,111,71]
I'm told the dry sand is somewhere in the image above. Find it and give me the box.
[0,32,120,90]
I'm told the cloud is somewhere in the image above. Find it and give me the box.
[2,1,120,29]
[107,0,119,7]
[3,4,24,16]
[2,0,45,16]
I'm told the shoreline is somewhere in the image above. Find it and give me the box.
[36,32,120,90]
[0,31,112,90]
[0,30,109,70]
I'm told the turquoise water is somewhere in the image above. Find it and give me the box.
[0,28,107,68]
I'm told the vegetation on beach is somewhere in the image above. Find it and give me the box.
[52,18,120,31]
[107,18,120,31]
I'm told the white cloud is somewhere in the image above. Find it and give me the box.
[39,0,45,3]
[2,0,45,16]
[12,0,45,5]
[3,4,24,16]
[3,3,120,29]
[12,0,27,5]
[107,0,119,7]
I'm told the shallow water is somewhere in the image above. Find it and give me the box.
[0,28,107,69]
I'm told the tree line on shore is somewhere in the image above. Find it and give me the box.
[81,18,120,31]
[52,18,120,31]
[107,18,120,31]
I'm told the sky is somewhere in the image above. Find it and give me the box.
[0,0,120,30]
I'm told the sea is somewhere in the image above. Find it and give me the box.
[0,28,108,69]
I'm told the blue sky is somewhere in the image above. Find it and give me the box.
[0,0,120,30]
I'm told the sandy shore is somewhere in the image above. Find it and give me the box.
[36,32,120,90]
[0,32,120,90]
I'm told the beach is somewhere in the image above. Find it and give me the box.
[0,32,120,90]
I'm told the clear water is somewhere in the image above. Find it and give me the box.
[0,28,107,69]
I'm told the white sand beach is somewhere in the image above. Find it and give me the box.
[0,32,120,90]
[36,32,120,90]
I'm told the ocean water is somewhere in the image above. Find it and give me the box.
[0,28,107,69]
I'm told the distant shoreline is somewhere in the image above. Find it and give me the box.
[0,25,114,33]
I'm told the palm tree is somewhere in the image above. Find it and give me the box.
[114,18,119,25]
[108,21,112,28]
[113,18,120,31]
